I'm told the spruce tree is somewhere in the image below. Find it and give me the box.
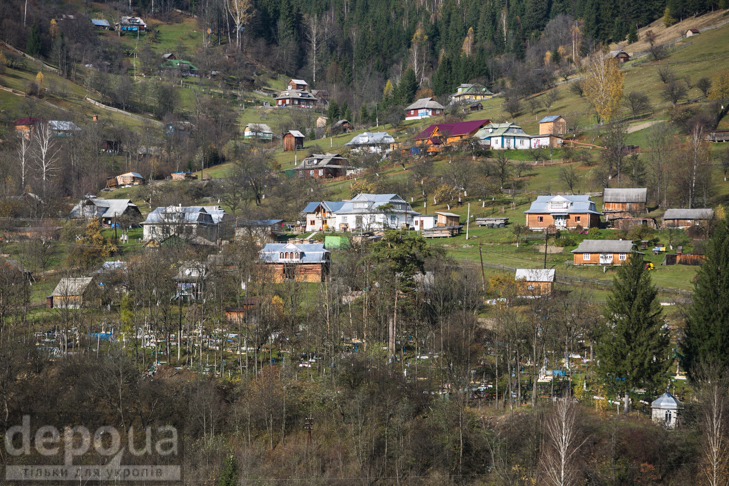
[597,252,670,412]
[683,214,729,377]
[27,25,42,57]
[627,24,639,44]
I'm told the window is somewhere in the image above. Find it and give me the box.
[318,169,323,176]
[619,253,627,261]
[537,216,544,222]
[575,216,581,222]
[583,253,590,261]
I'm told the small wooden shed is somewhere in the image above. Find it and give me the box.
[283,130,305,152]
[515,268,555,297]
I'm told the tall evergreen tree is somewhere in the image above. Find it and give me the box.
[683,214,729,378]
[597,252,670,412]
[26,25,42,57]
[397,68,418,105]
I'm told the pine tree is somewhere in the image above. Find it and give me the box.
[27,25,42,57]
[597,252,670,412]
[397,68,418,105]
[627,24,639,44]
[683,214,729,378]
[216,456,239,486]
[326,101,339,123]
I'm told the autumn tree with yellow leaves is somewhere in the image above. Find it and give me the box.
[582,55,624,123]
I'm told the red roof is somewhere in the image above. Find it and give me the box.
[415,119,490,140]
[13,118,40,126]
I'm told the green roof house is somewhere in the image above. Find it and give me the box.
[160,59,199,77]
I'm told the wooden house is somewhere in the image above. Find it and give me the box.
[160,59,199,77]
[602,188,647,221]
[664,253,705,266]
[13,118,40,139]
[415,120,490,152]
[662,208,714,229]
[106,172,145,188]
[328,119,354,134]
[524,195,601,230]
[538,115,567,137]
[48,277,96,309]
[707,130,729,142]
[162,53,177,60]
[686,28,700,37]
[275,90,317,108]
[316,116,328,128]
[311,89,330,105]
[422,212,462,238]
[345,132,395,154]
[288,79,309,91]
[258,242,330,283]
[515,269,555,297]
[234,219,285,244]
[450,84,493,103]
[69,197,141,226]
[225,297,261,324]
[571,240,637,266]
[283,130,305,151]
[293,153,352,179]
[405,97,445,120]
[171,172,198,181]
[466,102,483,112]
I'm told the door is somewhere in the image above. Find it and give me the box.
[599,253,613,265]
[554,216,567,227]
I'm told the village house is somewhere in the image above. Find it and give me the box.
[538,115,567,137]
[115,16,146,32]
[288,79,309,91]
[166,121,195,137]
[259,242,330,283]
[225,297,261,325]
[316,116,328,128]
[311,89,330,105]
[345,131,396,154]
[571,239,637,265]
[141,205,226,242]
[662,208,714,229]
[106,172,145,189]
[275,90,317,108]
[415,119,490,152]
[234,219,285,244]
[301,201,345,232]
[13,118,40,138]
[450,83,493,104]
[328,119,354,134]
[283,130,305,151]
[301,194,419,232]
[412,215,436,231]
[174,262,208,301]
[69,198,141,226]
[602,188,647,221]
[465,102,483,113]
[422,212,462,238]
[686,28,700,37]
[524,195,602,230]
[91,19,111,29]
[170,172,198,181]
[515,268,555,297]
[608,50,630,63]
[243,123,274,141]
[48,120,81,137]
[162,53,176,60]
[477,122,532,150]
[405,97,445,120]
[47,277,96,309]
[293,153,353,179]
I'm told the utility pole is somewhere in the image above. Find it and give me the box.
[303,417,314,464]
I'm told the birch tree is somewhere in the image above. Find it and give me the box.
[31,122,61,196]
[695,364,729,486]
[410,26,428,85]
[583,54,624,123]
[227,0,251,51]
[541,398,587,486]
[16,131,31,192]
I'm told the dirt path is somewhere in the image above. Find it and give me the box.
[627,120,664,134]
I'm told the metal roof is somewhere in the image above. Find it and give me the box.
[539,115,563,123]
[571,240,635,253]
[524,195,602,215]
[51,277,94,297]
[245,123,273,134]
[290,79,308,85]
[345,132,395,146]
[259,243,329,264]
[118,172,144,179]
[275,90,316,101]
[475,122,527,138]
[301,201,346,214]
[515,269,555,282]
[406,97,445,111]
[651,392,683,410]
[48,120,81,131]
[663,208,714,220]
[142,206,223,225]
[603,188,647,203]
[91,19,110,27]
[69,198,138,220]
[287,130,305,138]
[294,153,349,170]
[235,219,283,227]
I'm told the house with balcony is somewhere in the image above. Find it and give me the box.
[258,242,330,282]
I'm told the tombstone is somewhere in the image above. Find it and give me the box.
[651,390,683,429]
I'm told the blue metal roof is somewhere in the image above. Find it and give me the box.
[91,19,110,27]
[524,195,602,215]
[301,201,346,214]
[259,243,329,263]
[539,115,562,123]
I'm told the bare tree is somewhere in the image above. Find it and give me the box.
[600,122,628,187]
[540,398,587,486]
[503,97,522,118]
[305,14,332,84]
[697,77,713,98]
[31,122,61,196]
[646,122,674,208]
[227,0,251,51]
[695,364,729,486]
[15,131,31,192]
[662,80,688,106]
[543,88,561,113]
[570,79,584,98]
[623,91,651,119]
[559,165,580,193]
[657,65,675,84]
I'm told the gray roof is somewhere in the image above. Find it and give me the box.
[69,198,138,220]
[91,19,110,27]
[524,195,602,215]
[405,97,444,110]
[603,188,647,203]
[235,219,283,228]
[539,115,563,123]
[51,277,94,297]
[202,206,226,224]
[275,90,317,101]
[515,269,555,282]
[142,206,221,225]
[119,172,144,179]
[48,120,81,132]
[301,201,346,214]
[290,79,308,85]
[663,208,714,220]
[294,153,349,170]
[345,132,395,146]
[651,392,683,410]
[259,243,329,264]
[571,240,635,253]
[245,123,273,134]
[287,130,305,138]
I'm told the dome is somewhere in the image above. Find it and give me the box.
[651,392,683,411]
